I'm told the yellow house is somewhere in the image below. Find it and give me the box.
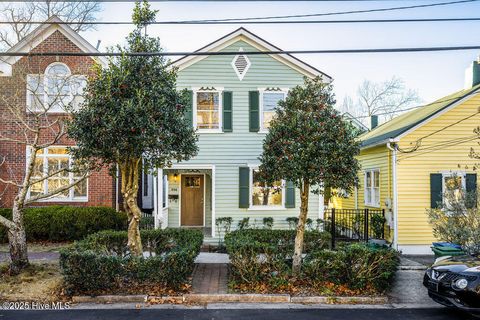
[336,65,480,254]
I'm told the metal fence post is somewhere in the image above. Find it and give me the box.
[364,208,369,242]
[331,208,336,249]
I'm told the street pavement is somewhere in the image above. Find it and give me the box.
[0,307,475,320]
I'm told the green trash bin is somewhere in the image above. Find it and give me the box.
[431,245,465,258]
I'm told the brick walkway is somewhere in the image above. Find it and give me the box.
[191,263,229,294]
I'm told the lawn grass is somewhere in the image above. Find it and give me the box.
[0,262,64,302]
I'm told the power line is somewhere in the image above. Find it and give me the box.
[192,0,479,22]
[3,17,480,25]
[397,136,479,161]
[2,0,478,25]
[4,45,480,57]
[417,110,480,141]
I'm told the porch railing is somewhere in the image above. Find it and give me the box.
[324,208,385,249]
[140,211,155,230]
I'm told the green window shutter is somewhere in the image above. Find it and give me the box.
[249,91,260,132]
[285,180,295,208]
[466,173,477,208]
[430,173,443,208]
[223,91,233,132]
[239,167,250,208]
[184,90,193,126]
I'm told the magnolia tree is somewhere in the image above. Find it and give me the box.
[258,77,361,274]
[0,60,89,274]
[68,1,198,256]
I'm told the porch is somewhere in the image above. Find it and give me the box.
[142,165,216,238]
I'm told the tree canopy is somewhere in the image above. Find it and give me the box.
[259,76,361,197]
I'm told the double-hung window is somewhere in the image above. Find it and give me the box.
[442,172,466,211]
[194,89,222,132]
[260,89,287,131]
[28,147,88,201]
[26,62,87,113]
[364,169,380,207]
[250,167,285,209]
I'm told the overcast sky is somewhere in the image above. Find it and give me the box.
[78,0,480,106]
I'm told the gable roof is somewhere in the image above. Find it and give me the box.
[360,83,480,148]
[172,27,331,80]
[0,16,106,76]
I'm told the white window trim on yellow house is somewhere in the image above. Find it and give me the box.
[364,169,380,207]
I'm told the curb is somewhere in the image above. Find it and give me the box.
[72,294,387,305]
[398,266,428,271]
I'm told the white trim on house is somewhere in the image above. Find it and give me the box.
[171,28,331,81]
[178,173,206,227]
[258,88,288,133]
[0,16,107,77]
[192,87,224,133]
[364,168,380,208]
[166,164,216,236]
[248,165,286,210]
[26,146,88,202]
[230,48,251,81]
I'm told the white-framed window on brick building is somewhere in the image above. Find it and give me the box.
[27,146,88,202]
[26,62,87,113]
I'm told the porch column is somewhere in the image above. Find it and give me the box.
[318,193,325,219]
[154,168,163,229]
[211,165,216,237]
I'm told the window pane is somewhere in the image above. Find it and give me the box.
[47,178,70,197]
[262,92,284,128]
[366,172,372,188]
[48,147,68,155]
[374,171,380,188]
[48,157,69,177]
[32,158,44,177]
[30,182,44,196]
[196,92,220,129]
[27,75,45,110]
[252,169,282,206]
[444,176,463,205]
[73,179,87,198]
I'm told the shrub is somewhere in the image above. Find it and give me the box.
[286,217,298,229]
[304,244,399,293]
[237,217,250,230]
[225,229,398,294]
[60,228,203,294]
[262,217,274,229]
[0,206,127,243]
[225,229,331,287]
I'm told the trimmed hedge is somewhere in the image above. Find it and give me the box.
[225,229,399,294]
[225,229,331,289]
[60,228,203,293]
[0,206,127,243]
[303,244,399,292]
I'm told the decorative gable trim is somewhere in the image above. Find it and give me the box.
[172,27,331,81]
[231,48,251,81]
[0,15,106,77]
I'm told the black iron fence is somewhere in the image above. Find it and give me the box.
[140,211,155,230]
[324,208,385,248]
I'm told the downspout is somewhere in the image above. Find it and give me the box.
[387,140,399,250]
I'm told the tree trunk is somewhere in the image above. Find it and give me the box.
[8,204,29,275]
[120,158,143,257]
[292,181,310,275]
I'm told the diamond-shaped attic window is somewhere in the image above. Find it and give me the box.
[231,50,251,81]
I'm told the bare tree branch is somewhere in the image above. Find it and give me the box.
[0,1,102,50]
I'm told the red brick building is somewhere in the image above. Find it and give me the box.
[0,17,118,209]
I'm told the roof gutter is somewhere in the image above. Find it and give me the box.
[386,139,399,250]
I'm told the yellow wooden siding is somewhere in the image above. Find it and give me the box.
[333,146,392,211]
[396,92,480,245]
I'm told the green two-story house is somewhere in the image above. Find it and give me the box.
[142,28,331,240]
